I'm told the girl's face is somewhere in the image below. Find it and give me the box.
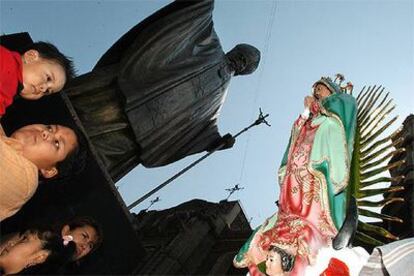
[62,225,98,260]
[0,232,48,275]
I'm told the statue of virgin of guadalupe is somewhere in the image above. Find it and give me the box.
[234,75,358,276]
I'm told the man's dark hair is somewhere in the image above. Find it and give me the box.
[25,41,76,82]
[55,127,88,180]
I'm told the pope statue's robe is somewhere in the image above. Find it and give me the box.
[65,0,260,181]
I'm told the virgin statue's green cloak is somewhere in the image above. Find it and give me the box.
[279,78,357,229]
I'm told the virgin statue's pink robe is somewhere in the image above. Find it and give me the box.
[260,115,338,275]
[234,111,350,275]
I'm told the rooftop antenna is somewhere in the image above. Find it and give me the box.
[143,197,161,211]
[225,183,244,201]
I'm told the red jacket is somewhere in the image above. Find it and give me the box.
[0,45,23,116]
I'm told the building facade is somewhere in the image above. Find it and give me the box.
[132,199,252,275]
[383,115,414,238]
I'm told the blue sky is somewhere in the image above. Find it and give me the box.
[1,0,413,227]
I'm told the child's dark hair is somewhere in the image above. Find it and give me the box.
[64,216,104,254]
[55,126,88,180]
[25,41,76,82]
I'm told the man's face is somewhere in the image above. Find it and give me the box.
[21,50,66,100]
[0,232,48,275]
[62,225,98,260]
[265,250,283,276]
[313,83,332,100]
[11,124,78,178]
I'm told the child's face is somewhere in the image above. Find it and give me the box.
[61,225,98,260]
[11,124,78,178]
[21,49,66,100]
[265,250,283,276]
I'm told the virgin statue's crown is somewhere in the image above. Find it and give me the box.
[314,73,353,94]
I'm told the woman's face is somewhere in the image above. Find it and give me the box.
[314,83,332,100]
[11,124,78,178]
[62,225,98,260]
[0,232,48,275]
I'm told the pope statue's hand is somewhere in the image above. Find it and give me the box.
[220,133,236,149]
[207,133,235,151]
